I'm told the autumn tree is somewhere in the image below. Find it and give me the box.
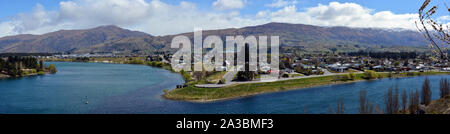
[359,90,374,114]
[409,89,420,114]
[440,78,450,98]
[401,90,408,114]
[48,64,57,73]
[193,71,205,81]
[385,86,400,114]
[335,98,345,114]
[421,77,432,106]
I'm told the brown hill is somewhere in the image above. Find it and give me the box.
[0,25,149,53]
[0,22,428,54]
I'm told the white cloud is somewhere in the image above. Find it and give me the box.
[11,4,56,34]
[0,1,439,38]
[0,22,15,36]
[180,1,197,9]
[58,0,151,27]
[437,15,450,23]
[258,2,419,30]
[212,0,245,10]
[0,0,155,37]
[0,0,258,37]
[265,0,297,8]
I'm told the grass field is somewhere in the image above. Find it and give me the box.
[164,71,450,102]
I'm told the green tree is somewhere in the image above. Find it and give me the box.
[364,70,378,79]
[393,61,400,67]
[236,71,255,81]
[48,64,57,73]
[38,60,44,71]
[344,74,351,81]
[180,70,193,82]
[349,71,356,80]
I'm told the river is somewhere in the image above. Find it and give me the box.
[0,62,448,114]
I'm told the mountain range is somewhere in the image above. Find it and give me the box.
[0,22,428,54]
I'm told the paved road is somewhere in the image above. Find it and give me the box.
[195,70,450,88]
[319,67,332,75]
[195,66,239,88]
[195,71,365,88]
[223,66,238,83]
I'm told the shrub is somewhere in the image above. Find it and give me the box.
[236,71,255,81]
[21,70,29,76]
[378,74,384,79]
[30,69,37,74]
[364,70,378,79]
[349,72,356,80]
[388,72,393,78]
[318,70,325,75]
[37,71,45,75]
[180,70,193,82]
[128,59,144,64]
[407,72,415,76]
[193,71,205,81]
[344,74,351,81]
[218,79,226,84]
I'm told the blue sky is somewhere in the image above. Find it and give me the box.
[0,0,447,37]
[0,0,425,20]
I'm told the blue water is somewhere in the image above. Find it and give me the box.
[0,62,448,114]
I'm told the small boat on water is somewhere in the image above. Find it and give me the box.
[85,96,89,104]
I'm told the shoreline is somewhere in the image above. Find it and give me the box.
[164,79,367,103]
[44,59,175,72]
[0,74,10,79]
[0,71,54,79]
[164,72,450,103]
[35,60,450,103]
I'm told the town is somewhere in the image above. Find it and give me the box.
[41,51,450,75]
[21,50,448,85]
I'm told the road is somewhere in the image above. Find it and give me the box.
[223,66,243,83]
[194,66,239,88]
[195,70,366,88]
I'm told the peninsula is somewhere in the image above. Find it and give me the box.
[164,71,450,102]
[0,56,57,78]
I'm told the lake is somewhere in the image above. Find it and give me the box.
[0,62,448,114]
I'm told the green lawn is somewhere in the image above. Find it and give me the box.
[206,71,227,83]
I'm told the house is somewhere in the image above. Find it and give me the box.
[281,68,294,74]
[372,65,384,72]
[328,62,348,72]
[300,63,315,69]
[146,55,163,62]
